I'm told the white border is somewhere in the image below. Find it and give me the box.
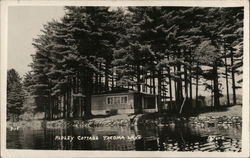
[1,0,249,157]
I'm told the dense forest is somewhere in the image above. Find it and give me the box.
[7,7,243,121]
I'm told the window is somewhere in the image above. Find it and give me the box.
[107,97,113,105]
[114,97,120,104]
[121,96,128,104]
[106,95,128,105]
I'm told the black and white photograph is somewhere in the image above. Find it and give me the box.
[1,0,249,157]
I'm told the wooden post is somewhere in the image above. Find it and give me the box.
[141,95,144,113]
[155,95,158,112]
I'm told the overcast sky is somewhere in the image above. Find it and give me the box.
[8,6,65,77]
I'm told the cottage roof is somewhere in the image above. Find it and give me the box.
[91,89,157,97]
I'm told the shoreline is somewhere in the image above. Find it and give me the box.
[7,108,242,130]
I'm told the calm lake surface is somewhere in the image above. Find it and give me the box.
[7,123,242,151]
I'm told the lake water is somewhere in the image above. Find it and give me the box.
[7,123,242,151]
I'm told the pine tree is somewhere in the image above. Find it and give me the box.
[219,7,243,105]
[31,21,57,120]
[7,69,25,121]
[27,6,244,118]
[22,71,36,117]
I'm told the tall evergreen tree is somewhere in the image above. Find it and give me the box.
[7,69,25,121]
[26,6,243,119]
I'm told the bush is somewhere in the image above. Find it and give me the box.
[107,109,118,115]
[19,112,44,121]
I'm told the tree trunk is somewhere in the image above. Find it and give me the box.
[231,49,236,105]
[55,98,58,119]
[111,68,114,90]
[71,88,74,118]
[168,67,173,111]
[44,101,47,120]
[145,76,148,93]
[67,76,71,118]
[84,95,92,119]
[189,68,193,107]
[77,71,80,93]
[179,91,188,114]
[98,63,102,93]
[150,76,152,94]
[105,61,109,91]
[69,76,74,118]
[152,70,156,95]
[184,65,188,99]
[213,64,220,108]
[142,75,146,92]
[176,62,183,110]
[184,65,189,111]
[189,57,193,108]
[49,95,52,120]
[157,69,162,114]
[174,65,177,111]
[195,63,199,109]
[166,53,173,111]
[95,73,98,94]
[80,98,83,118]
[225,51,230,106]
[51,98,53,120]
[179,64,188,114]
[83,69,92,118]
[211,80,213,106]
[137,65,141,92]
[65,87,69,119]
[63,94,66,118]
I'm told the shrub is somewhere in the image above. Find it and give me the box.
[107,109,118,115]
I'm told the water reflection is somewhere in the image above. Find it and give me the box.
[7,123,241,151]
[134,125,241,151]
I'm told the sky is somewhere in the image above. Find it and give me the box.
[8,6,65,77]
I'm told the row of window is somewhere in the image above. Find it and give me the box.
[106,96,128,105]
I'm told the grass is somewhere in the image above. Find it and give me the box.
[197,105,242,117]
[141,105,242,119]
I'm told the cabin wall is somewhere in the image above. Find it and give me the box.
[91,93,134,115]
[143,96,157,113]
[134,94,158,113]
[133,94,142,114]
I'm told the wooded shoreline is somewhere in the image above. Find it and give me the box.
[7,105,242,130]
[7,7,243,122]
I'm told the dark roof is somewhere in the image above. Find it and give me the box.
[91,88,157,97]
[92,87,131,95]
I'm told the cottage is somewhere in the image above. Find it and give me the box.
[91,91,158,115]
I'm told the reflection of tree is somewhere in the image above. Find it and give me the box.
[136,125,210,151]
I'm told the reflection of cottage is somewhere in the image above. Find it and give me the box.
[91,91,158,115]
